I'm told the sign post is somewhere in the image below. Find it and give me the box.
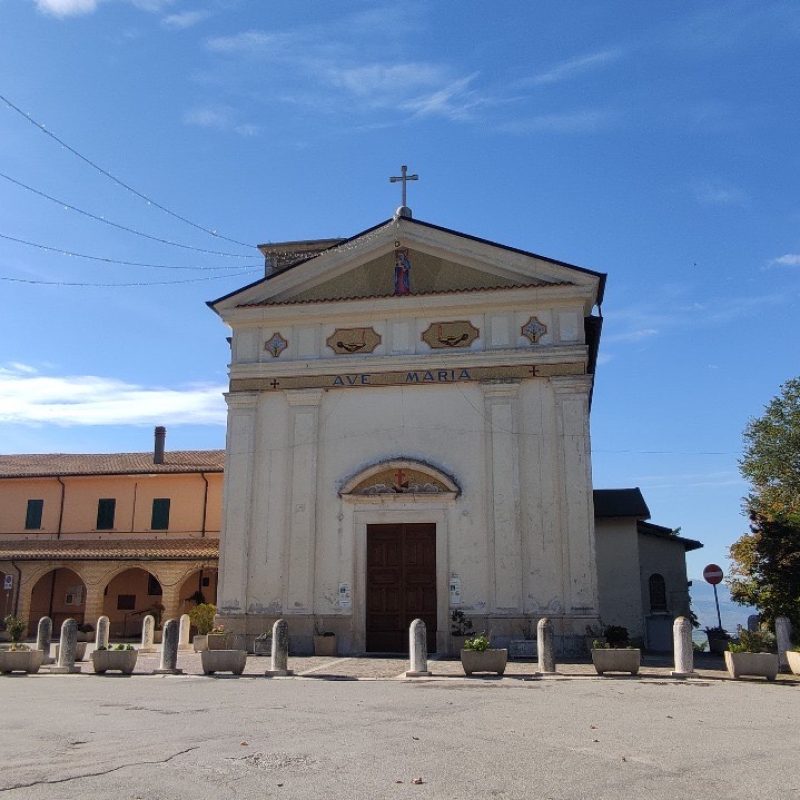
[703,563,724,629]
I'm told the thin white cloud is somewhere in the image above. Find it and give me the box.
[603,328,659,344]
[0,364,226,427]
[770,253,800,267]
[183,106,260,137]
[328,62,449,97]
[692,180,747,207]
[162,10,210,30]
[499,109,614,134]
[34,0,100,16]
[206,30,299,56]
[528,49,623,86]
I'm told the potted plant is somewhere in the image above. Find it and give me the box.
[787,647,800,676]
[189,603,217,651]
[0,615,43,674]
[313,620,337,656]
[724,630,779,681]
[704,626,732,655]
[76,622,94,643]
[591,625,641,676]
[450,610,474,655]
[460,632,507,676]
[509,620,537,660]
[91,643,138,674]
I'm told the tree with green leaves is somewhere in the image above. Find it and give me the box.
[729,377,800,631]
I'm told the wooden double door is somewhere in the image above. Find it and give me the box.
[366,523,437,653]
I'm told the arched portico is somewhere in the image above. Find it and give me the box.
[28,567,87,633]
[102,567,164,637]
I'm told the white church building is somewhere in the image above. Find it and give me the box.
[209,203,699,655]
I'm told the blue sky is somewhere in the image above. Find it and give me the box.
[1,1,799,598]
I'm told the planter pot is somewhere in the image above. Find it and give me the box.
[313,634,337,656]
[0,649,44,674]
[707,636,730,656]
[201,649,247,675]
[591,648,641,676]
[193,634,207,652]
[786,650,800,676]
[460,648,508,676]
[207,633,228,650]
[508,640,537,660]
[253,637,272,656]
[91,649,138,675]
[724,651,779,681]
[54,642,88,662]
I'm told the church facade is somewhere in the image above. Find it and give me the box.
[210,211,609,655]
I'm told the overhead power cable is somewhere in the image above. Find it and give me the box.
[0,91,254,250]
[0,269,260,287]
[0,231,262,271]
[0,170,254,258]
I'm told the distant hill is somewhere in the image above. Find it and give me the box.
[690,579,756,633]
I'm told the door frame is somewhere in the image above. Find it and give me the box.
[353,506,450,654]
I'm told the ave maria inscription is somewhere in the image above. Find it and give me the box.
[229,362,584,393]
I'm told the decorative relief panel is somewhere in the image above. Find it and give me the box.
[421,320,480,349]
[264,332,288,358]
[521,316,547,344]
[326,327,382,355]
[351,467,449,495]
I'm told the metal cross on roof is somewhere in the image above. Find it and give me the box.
[389,165,418,211]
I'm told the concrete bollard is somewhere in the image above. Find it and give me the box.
[265,619,293,677]
[154,619,183,675]
[405,619,432,677]
[671,616,697,678]
[537,617,556,674]
[140,614,156,653]
[50,618,80,673]
[776,616,792,670]
[36,616,53,664]
[95,615,110,649]
[178,614,192,651]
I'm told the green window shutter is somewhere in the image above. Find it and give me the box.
[25,499,44,529]
[151,498,170,530]
[96,498,116,530]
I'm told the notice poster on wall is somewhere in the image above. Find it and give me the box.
[449,575,462,605]
[338,582,352,609]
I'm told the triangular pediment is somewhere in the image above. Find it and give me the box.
[210,217,605,314]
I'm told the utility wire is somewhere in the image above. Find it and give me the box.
[0,269,260,287]
[0,91,254,250]
[0,231,262,271]
[0,170,254,258]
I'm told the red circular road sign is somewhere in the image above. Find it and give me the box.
[703,564,724,585]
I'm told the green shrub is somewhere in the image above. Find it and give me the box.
[463,633,491,652]
[3,615,25,644]
[728,629,776,653]
[189,603,217,635]
[603,625,629,648]
[450,610,474,636]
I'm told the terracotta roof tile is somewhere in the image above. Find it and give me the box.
[0,538,219,561]
[0,450,225,479]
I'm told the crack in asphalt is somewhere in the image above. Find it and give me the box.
[0,746,199,793]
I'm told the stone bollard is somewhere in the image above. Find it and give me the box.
[265,619,294,677]
[776,616,792,670]
[95,615,110,649]
[50,618,81,673]
[154,619,183,675]
[405,619,432,677]
[140,614,156,653]
[671,616,697,678]
[537,617,556,674]
[36,616,53,664]
[178,614,192,651]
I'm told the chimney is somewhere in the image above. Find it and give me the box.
[154,426,166,464]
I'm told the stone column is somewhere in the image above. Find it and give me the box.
[265,619,293,677]
[776,616,792,670]
[406,619,432,677]
[537,617,556,674]
[671,616,696,678]
[50,618,80,673]
[160,583,183,626]
[95,615,110,649]
[36,616,53,664]
[140,614,156,653]
[154,618,183,675]
[178,613,192,651]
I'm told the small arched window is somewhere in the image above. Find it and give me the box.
[649,573,667,612]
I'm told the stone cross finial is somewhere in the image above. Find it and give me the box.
[389,165,418,215]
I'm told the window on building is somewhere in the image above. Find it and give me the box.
[147,574,163,596]
[150,498,170,530]
[649,573,667,612]
[117,594,136,611]
[96,498,116,530]
[25,499,44,530]
[201,576,210,588]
